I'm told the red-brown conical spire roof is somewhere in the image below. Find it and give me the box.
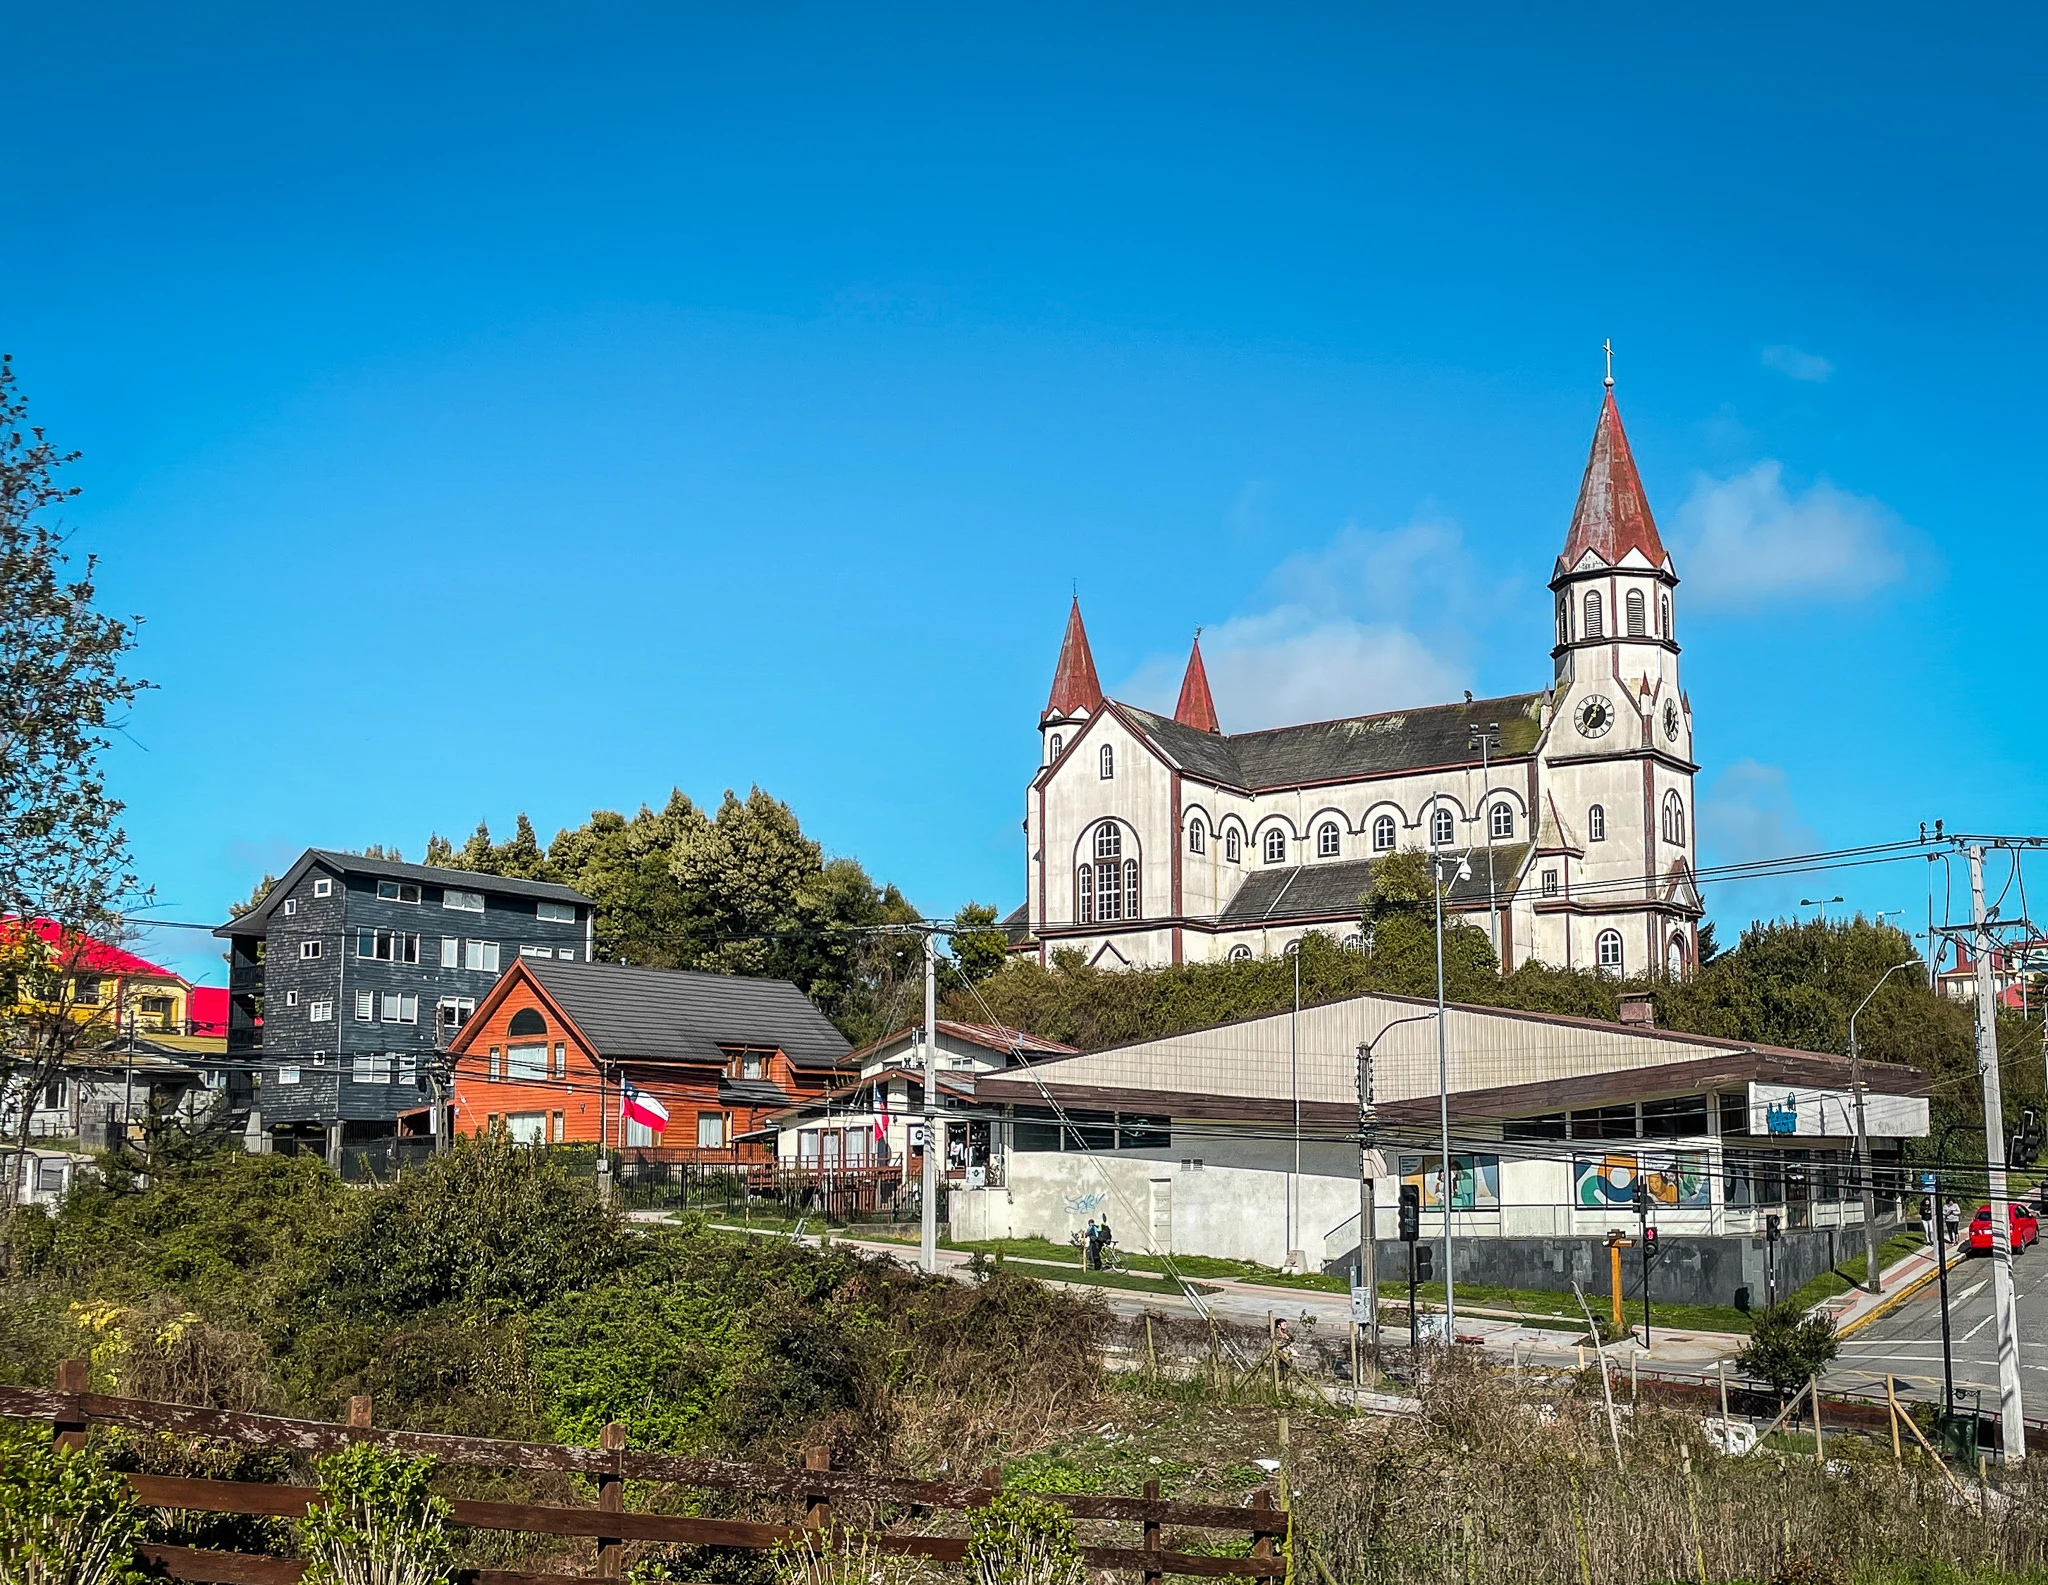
[1174,633,1220,734]
[1555,389,1670,577]
[1043,597,1104,719]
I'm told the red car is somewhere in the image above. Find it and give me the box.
[1968,1202,2040,1255]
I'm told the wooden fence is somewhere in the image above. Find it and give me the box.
[2,1361,1285,1585]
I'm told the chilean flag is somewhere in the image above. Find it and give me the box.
[620,1080,669,1135]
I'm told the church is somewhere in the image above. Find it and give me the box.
[1010,380,1703,979]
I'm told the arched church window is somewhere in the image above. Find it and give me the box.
[1626,590,1646,636]
[1188,819,1205,854]
[1588,804,1607,842]
[1264,827,1288,865]
[1666,936,1688,979]
[1431,807,1454,847]
[1099,744,1115,780]
[1124,859,1139,920]
[1225,828,1241,863]
[1317,821,1340,858]
[1584,592,1604,639]
[1095,823,1123,861]
[1661,595,1672,638]
[1596,930,1624,973]
[1662,791,1686,845]
[1373,813,1397,852]
[1077,866,1093,925]
[1556,595,1569,646]
[1228,945,1253,963]
[1490,804,1514,840]
[1050,734,1063,761]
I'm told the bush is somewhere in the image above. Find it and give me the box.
[295,1443,453,1585]
[965,1492,1088,1585]
[1735,1303,1839,1396]
[0,1424,148,1585]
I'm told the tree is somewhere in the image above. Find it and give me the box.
[227,873,276,919]
[1734,1302,1839,1397]
[947,903,1010,991]
[0,356,147,1215]
[545,793,707,966]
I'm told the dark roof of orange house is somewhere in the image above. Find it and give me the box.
[518,958,852,1070]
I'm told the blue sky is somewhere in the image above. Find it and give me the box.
[8,4,2043,983]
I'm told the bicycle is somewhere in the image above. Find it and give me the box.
[1067,1230,1130,1274]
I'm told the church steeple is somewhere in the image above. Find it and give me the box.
[1555,388,1670,577]
[1174,633,1220,734]
[1043,597,1103,722]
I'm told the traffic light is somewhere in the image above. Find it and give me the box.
[1632,1176,1650,1218]
[1414,1244,1434,1280]
[1397,1182,1421,1243]
[1765,1212,1781,1243]
[1643,1226,1660,1263]
[2013,1108,2041,1169]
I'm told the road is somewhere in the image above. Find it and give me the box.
[1830,1245,2048,1411]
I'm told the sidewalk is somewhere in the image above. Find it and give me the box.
[1815,1240,1958,1336]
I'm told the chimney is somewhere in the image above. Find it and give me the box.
[1618,993,1656,1029]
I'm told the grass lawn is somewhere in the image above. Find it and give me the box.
[1786,1228,1928,1312]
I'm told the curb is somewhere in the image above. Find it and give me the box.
[1834,1252,1961,1339]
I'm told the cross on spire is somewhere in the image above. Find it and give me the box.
[1602,338,1614,389]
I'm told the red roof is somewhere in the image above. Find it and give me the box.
[1556,390,1669,576]
[1044,598,1104,720]
[1173,635,1220,734]
[6,918,183,981]
[188,986,229,1035]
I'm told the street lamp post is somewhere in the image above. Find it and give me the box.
[1800,896,1844,921]
[1847,960,1921,1294]
[1354,1012,1438,1360]
[1428,797,1471,1339]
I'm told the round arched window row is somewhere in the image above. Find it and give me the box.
[1317,821,1341,858]
[1583,591,1604,640]
[1264,828,1288,864]
[1661,790,1687,845]
[1596,930,1624,974]
[1625,589,1646,636]
[1430,807,1455,847]
[1372,813,1397,852]
[1225,828,1241,863]
[1489,804,1514,840]
[1227,945,1253,963]
[1187,818,1205,854]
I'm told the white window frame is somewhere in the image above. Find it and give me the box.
[309,999,333,1023]
[1227,945,1252,963]
[1596,930,1624,973]
[464,939,502,973]
[376,880,422,904]
[506,1044,548,1081]
[1263,828,1287,865]
[313,877,333,898]
[1372,814,1396,852]
[299,939,322,960]
[442,889,484,913]
[1589,805,1607,843]
[1542,869,1560,897]
[440,937,459,968]
[1099,743,1115,780]
[355,990,375,1022]
[277,1066,302,1085]
[1317,822,1340,858]
[536,900,576,923]
[284,988,299,1008]
[1224,828,1241,863]
[1430,807,1454,847]
[1188,819,1204,854]
[282,898,298,916]
[381,991,419,1024]
[520,944,554,959]
[1490,804,1514,840]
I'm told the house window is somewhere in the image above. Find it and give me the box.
[376,881,422,904]
[504,1112,546,1145]
[508,1007,547,1037]
[440,937,459,968]
[520,945,554,959]
[1263,828,1287,864]
[1095,860,1123,921]
[1188,819,1205,854]
[506,1044,548,1081]
[1318,822,1340,858]
[284,988,299,1008]
[1584,591,1604,639]
[1077,865,1093,925]
[1662,790,1687,845]
[277,1066,301,1086]
[1095,823,1123,861]
[443,889,484,913]
[381,992,418,1024]
[1626,589,1646,636]
[354,990,375,1021]
[1099,744,1115,779]
[537,901,576,923]
[1225,828,1241,862]
[436,998,475,1041]
[1050,733,1063,760]
[299,940,322,960]
[282,898,298,916]
[1542,869,1560,897]
[309,999,333,1023]
[311,1050,327,1067]
[1596,930,1624,973]
[357,929,420,963]
[353,1052,392,1084]
[556,949,575,961]
[698,1112,727,1149]
[1588,804,1607,842]
[1373,814,1396,852]
[1227,945,1253,963]
[737,1052,766,1080]
[1431,807,1454,847]
[463,940,501,973]
[1123,859,1139,920]
[551,1111,566,1143]
[1490,804,1514,840]
[1570,1105,1637,1140]
[313,878,333,898]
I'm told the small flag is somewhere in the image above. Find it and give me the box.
[621,1080,669,1134]
[874,1083,889,1145]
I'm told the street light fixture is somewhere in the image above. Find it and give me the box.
[1801,896,1844,920]
[1847,959,1923,1293]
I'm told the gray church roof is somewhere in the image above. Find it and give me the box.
[1218,845,1534,926]
[1115,691,1549,793]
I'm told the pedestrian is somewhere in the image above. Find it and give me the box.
[1098,1217,1114,1267]
[1944,1198,1963,1246]
[1919,1195,1935,1249]
[1084,1218,1101,1269]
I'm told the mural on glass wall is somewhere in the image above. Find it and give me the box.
[1398,1153,1501,1210]
[1573,1152,1711,1209]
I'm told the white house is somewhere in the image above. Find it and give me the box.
[1011,380,1701,980]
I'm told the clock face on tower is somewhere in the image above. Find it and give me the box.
[1663,701,1681,743]
[1575,695,1614,739]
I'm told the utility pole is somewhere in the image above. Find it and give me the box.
[1970,844,2026,1460]
[920,929,939,1275]
[1356,1041,1378,1352]
[1430,809,1457,1335]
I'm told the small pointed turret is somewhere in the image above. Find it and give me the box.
[1555,389,1670,576]
[1173,633,1220,734]
[1043,597,1104,721]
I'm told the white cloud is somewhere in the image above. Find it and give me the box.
[1118,518,1487,731]
[1674,461,1909,608]
[1762,344,1834,382]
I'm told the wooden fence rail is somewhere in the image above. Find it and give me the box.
[3,1364,1285,1585]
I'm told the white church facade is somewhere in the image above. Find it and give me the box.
[1009,382,1703,979]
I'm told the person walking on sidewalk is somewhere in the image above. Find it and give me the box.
[1944,1198,1963,1248]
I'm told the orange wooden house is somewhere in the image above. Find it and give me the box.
[445,958,851,1157]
